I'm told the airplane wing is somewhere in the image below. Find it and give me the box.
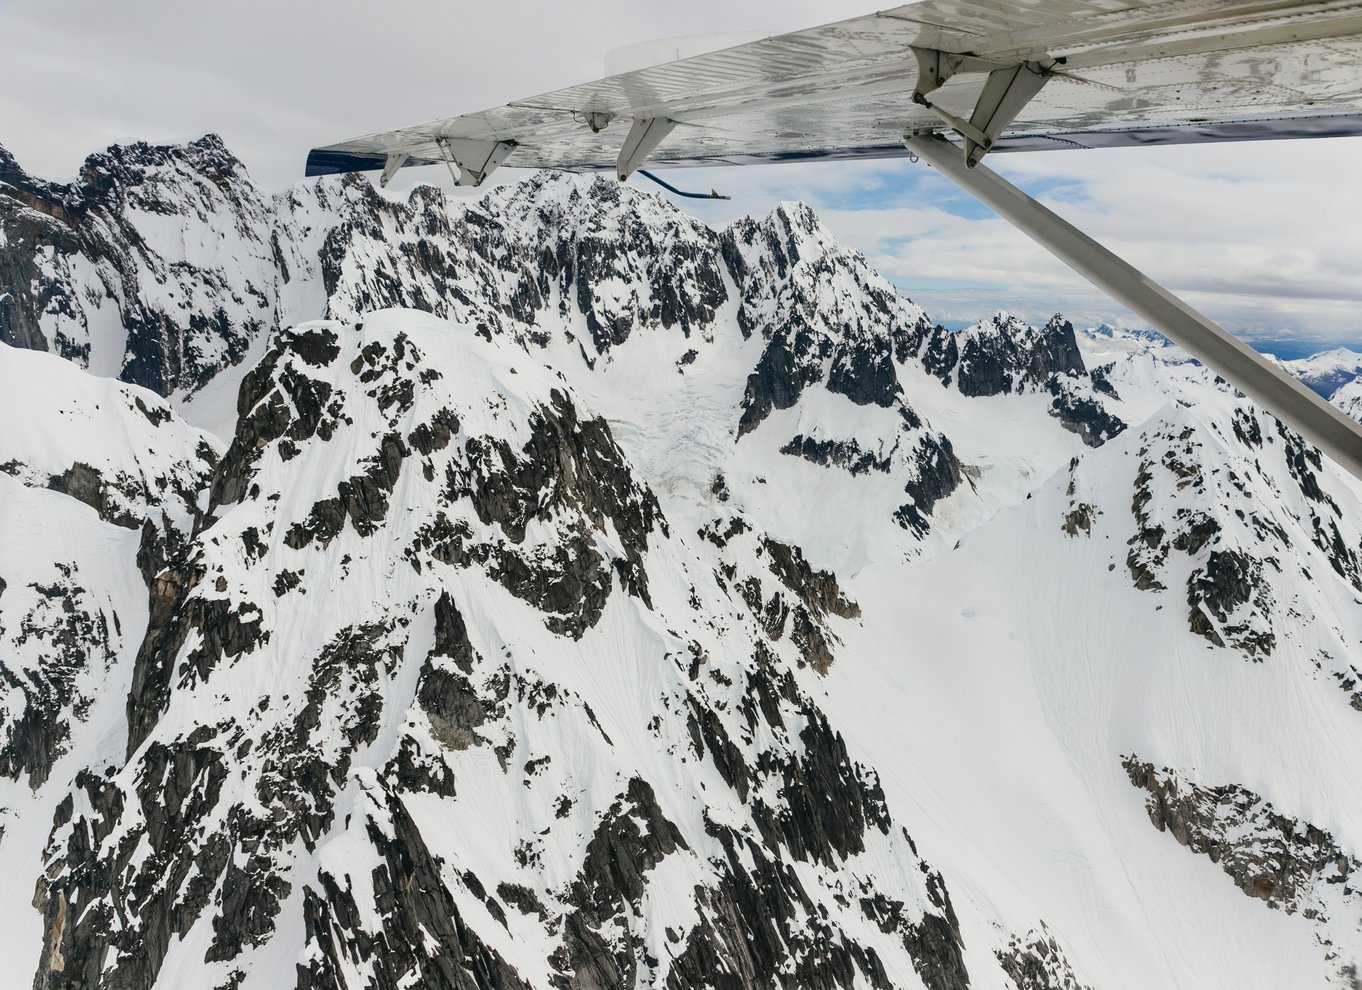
[307,0,1362,182]
[303,0,1362,482]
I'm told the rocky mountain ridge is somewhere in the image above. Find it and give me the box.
[3,136,1362,990]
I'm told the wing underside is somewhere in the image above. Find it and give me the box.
[307,0,1362,178]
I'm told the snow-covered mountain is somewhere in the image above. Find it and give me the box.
[1283,348,1362,398]
[1336,378,1362,424]
[3,137,1362,990]
[1078,327,1362,400]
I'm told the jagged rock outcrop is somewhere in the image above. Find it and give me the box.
[25,314,968,990]
[721,203,928,437]
[906,313,1125,447]
[1,136,1125,548]
[911,313,1085,398]
[1123,756,1362,985]
[0,136,288,395]
[1117,402,1362,670]
[994,925,1092,990]
[0,345,218,789]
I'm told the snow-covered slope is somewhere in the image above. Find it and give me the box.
[1334,378,1362,423]
[25,312,1009,990]
[4,136,1362,990]
[0,343,221,979]
[1283,348,1362,398]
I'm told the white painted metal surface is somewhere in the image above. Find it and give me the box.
[616,117,679,180]
[904,132,1362,480]
[603,32,771,76]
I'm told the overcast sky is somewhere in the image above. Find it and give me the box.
[3,0,1360,351]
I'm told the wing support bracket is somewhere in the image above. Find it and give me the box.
[911,47,1060,167]
[436,137,517,187]
[379,153,409,189]
[617,116,678,181]
[903,132,1362,478]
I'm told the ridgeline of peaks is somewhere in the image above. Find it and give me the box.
[2,136,1362,990]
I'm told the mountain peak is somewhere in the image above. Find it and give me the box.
[0,142,20,180]
[77,131,252,190]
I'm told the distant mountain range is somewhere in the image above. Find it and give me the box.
[1086,324,1362,398]
[1278,347,1362,397]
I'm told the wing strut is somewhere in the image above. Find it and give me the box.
[436,137,517,188]
[910,48,1060,168]
[902,132,1362,479]
[617,117,678,181]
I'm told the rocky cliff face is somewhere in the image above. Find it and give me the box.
[22,315,976,990]
[1123,757,1362,988]
[3,136,1362,990]
[0,344,219,790]
[0,136,290,395]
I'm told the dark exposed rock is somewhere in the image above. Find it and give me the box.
[300,781,530,990]
[1122,755,1362,981]
[738,335,808,438]
[439,388,663,637]
[432,590,477,672]
[285,432,408,548]
[910,314,1086,398]
[1275,423,1362,591]
[23,136,1345,990]
[733,658,893,867]
[124,559,204,756]
[553,778,687,989]
[1186,550,1275,658]
[211,331,340,514]
[1124,428,1282,658]
[780,435,891,476]
[1062,502,1097,537]
[697,515,749,550]
[0,135,281,395]
[751,705,892,864]
[686,698,751,800]
[728,537,860,674]
[418,659,490,752]
[663,820,894,990]
[895,435,963,538]
[290,327,341,368]
[208,855,294,963]
[411,408,461,457]
[255,622,396,846]
[1126,454,1169,592]
[0,563,116,786]
[45,463,142,529]
[902,870,971,990]
[35,736,233,990]
[497,883,548,921]
[1047,377,1126,448]
[826,340,901,408]
[761,538,859,622]
[994,924,1092,990]
[721,203,923,438]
